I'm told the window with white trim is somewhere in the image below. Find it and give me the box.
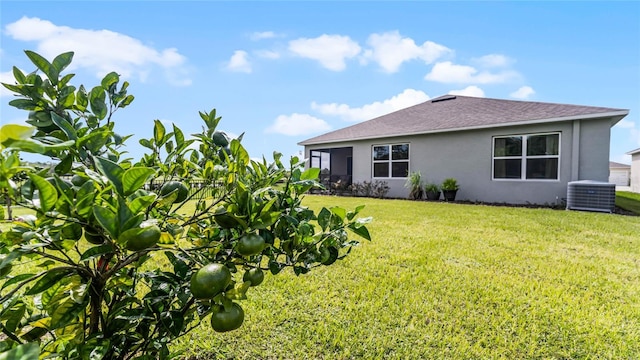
[372,144,409,178]
[493,133,560,180]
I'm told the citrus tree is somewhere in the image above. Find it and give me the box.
[0,51,371,359]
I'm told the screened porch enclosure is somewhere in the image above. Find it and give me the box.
[310,147,353,192]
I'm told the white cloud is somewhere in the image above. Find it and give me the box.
[266,113,331,136]
[448,85,485,97]
[363,31,452,73]
[312,88,430,122]
[255,50,280,59]
[0,70,17,97]
[250,31,277,41]
[473,54,513,68]
[425,61,519,84]
[288,34,361,71]
[510,86,535,99]
[4,16,191,85]
[615,119,636,129]
[613,119,640,149]
[226,50,252,73]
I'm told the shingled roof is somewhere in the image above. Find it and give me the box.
[609,161,630,168]
[299,95,629,146]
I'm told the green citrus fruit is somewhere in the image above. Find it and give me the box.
[321,246,339,266]
[212,131,230,147]
[190,263,231,299]
[236,233,265,256]
[160,181,189,203]
[210,303,244,333]
[120,225,161,251]
[84,231,104,245]
[243,268,264,286]
[318,246,331,263]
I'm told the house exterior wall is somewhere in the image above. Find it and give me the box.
[631,153,640,193]
[304,117,615,204]
[577,120,611,182]
[609,168,630,186]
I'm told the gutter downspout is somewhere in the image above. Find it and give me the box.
[571,120,580,181]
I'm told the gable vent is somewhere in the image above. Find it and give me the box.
[431,95,456,103]
[566,180,616,213]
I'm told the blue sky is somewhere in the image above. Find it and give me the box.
[1,1,639,164]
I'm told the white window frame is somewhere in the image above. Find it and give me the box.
[372,143,410,179]
[492,132,561,181]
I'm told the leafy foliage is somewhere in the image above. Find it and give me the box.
[441,177,459,191]
[349,180,389,198]
[405,171,423,200]
[0,51,371,359]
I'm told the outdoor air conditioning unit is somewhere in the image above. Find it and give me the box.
[566,180,616,213]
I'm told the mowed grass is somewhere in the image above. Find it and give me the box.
[174,195,640,359]
[616,191,640,215]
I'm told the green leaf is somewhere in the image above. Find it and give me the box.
[129,194,157,214]
[116,196,135,232]
[50,112,77,140]
[59,73,75,88]
[58,85,76,107]
[139,138,153,150]
[78,128,110,153]
[8,99,39,110]
[80,243,115,262]
[25,50,58,85]
[153,120,166,145]
[0,124,34,144]
[173,124,185,148]
[93,205,118,239]
[253,211,281,229]
[123,167,156,196]
[94,156,125,195]
[346,205,365,221]
[160,311,185,337]
[28,174,58,211]
[347,221,372,241]
[25,268,74,295]
[330,206,346,221]
[76,85,88,111]
[1,273,35,291]
[12,66,26,84]
[49,297,85,329]
[101,71,119,90]
[118,94,134,108]
[268,261,283,275]
[55,155,73,175]
[90,86,107,120]
[300,167,320,181]
[317,207,331,231]
[0,342,40,360]
[230,139,250,168]
[3,302,26,332]
[51,51,74,74]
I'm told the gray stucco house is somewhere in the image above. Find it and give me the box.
[626,148,640,193]
[299,95,629,204]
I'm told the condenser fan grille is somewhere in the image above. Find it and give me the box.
[566,181,616,213]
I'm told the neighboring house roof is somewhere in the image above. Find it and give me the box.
[609,161,630,169]
[299,95,629,146]
[626,147,640,156]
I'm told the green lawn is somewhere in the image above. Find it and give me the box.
[174,195,640,359]
[616,191,640,215]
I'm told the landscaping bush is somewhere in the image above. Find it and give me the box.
[0,51,371,359]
